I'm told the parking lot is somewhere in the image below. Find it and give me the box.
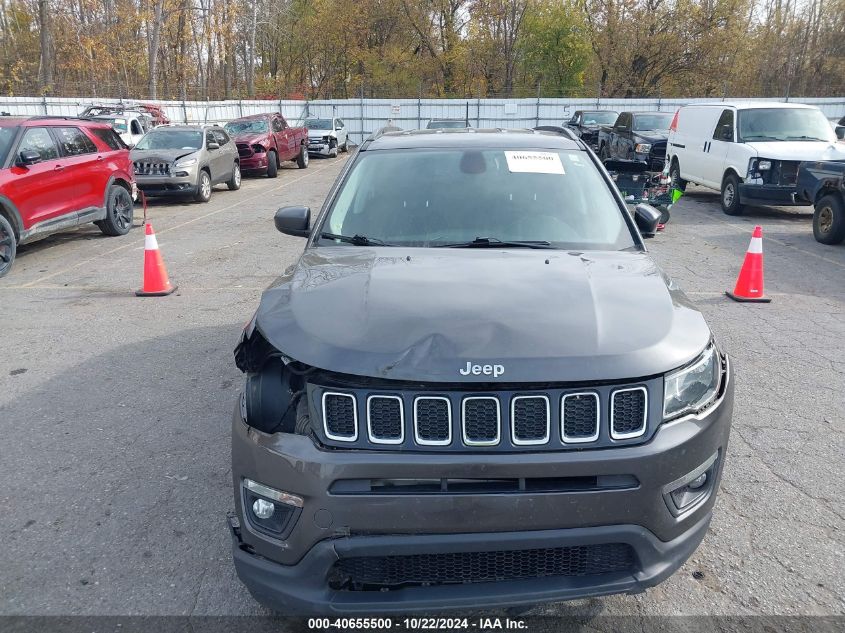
[1,152,843,617]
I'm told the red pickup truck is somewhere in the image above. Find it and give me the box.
[224,113,309,177]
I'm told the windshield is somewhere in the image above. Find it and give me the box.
[306,119,332,130]
[427,120,468,129]
[0,126,18,163]
[581,112,617,126]
[320,148,635,250]
[225,120,268,135]
[738,108,835,142]
[100,118,128,133]
[633,114,673,131]
[134,130,203,150]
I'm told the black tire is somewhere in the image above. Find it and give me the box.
[227,162,241,191]
[813,194,845,245]
[194,169,212,203]
[329,138,338,157]
[296,144,309,169]
[0,213,17,278]
[721,172,744,216]
[670,160,687,192]
[599,145,610,161]
[97,184,134,236]
[266,150,278,178]
[341,139,349,153]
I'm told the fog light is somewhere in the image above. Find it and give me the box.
[242,478,303,538]
[252,498,275,519]
[663,451,719,516]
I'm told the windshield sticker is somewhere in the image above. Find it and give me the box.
[504,151,565,174]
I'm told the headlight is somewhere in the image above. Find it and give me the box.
[634,143,652,153]
[748,158,774,178]
[663,344,721,420]
[757,160,772,170]
[175,156,197,167]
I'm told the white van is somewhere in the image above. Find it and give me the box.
[666,102,845,215]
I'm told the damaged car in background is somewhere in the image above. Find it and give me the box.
[224,113,309,177]
[228,129,734,614]
[130,124,241,203]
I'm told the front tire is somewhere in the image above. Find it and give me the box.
[227,162,241,191]
[266,150,278,178]
[341,139,349,153]
[97,184,134,236]
[0,213,17,278]
[296,144,309,169]
[721,172,744,216]
[670,160,687,191]
[600,145,610,161]
[813,194,845,245]
[194,170,212,203]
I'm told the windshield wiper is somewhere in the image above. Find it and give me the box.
[786,135,828,142]
[436,237,554,249]
[742,135,784,141]
[320,232,394,246]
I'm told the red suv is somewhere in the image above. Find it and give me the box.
[0,116,136,277]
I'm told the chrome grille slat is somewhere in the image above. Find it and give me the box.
[322,392,358,441]
[367,395,403,444]
[610,387,647,440]
[462,397,500,446]
[414,397,451,445]
[511,396,550,445]
[562,392,600,443]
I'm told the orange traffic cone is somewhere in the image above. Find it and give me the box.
[726,225,771,303]
[135,223,177,297]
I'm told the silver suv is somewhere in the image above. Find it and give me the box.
[131,124,241,203]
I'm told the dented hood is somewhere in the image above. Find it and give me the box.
[254,247,711,383]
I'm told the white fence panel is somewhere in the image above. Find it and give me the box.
[1,95,842,144]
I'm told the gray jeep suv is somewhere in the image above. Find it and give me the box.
[230,129,734,614]
[131,124,240,202]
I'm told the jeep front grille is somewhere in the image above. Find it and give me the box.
[611,387,647,439]
[331,543,636,591]
[133,161,170,176]
[313,380,654,450]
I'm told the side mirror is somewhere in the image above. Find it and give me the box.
[207,141,220,150]
[634,203,661,238]
[274,206,311,237]
[18,149,41,166]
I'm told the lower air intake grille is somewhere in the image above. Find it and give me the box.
[512,396,549,443]
[332,543,635,590]
[463,398,500,444]
[368,396,402,442]
[611,388,647,438]
[563,393,599,441]
[323,393,357,440]
[414,398,451,444]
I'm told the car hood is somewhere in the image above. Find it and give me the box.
[745,141,845,161]
[253,247,711,383]
[130,148,197,162]
[308,129,335,139]
[634,130,669,142]
[230,132,269,145]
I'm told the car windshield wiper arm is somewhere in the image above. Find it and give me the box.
[320,232,393,246]
[786,135,828,141]
[436,237,554,249]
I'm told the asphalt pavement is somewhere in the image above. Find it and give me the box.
[0,155,843,617]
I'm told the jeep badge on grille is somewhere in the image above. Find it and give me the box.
[459,362,505,377]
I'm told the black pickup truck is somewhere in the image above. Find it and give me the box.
[563,110,618,150]
[597,111,673,171]
[797,160,845,244]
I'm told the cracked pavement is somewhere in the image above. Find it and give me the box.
[0,159,843,616]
